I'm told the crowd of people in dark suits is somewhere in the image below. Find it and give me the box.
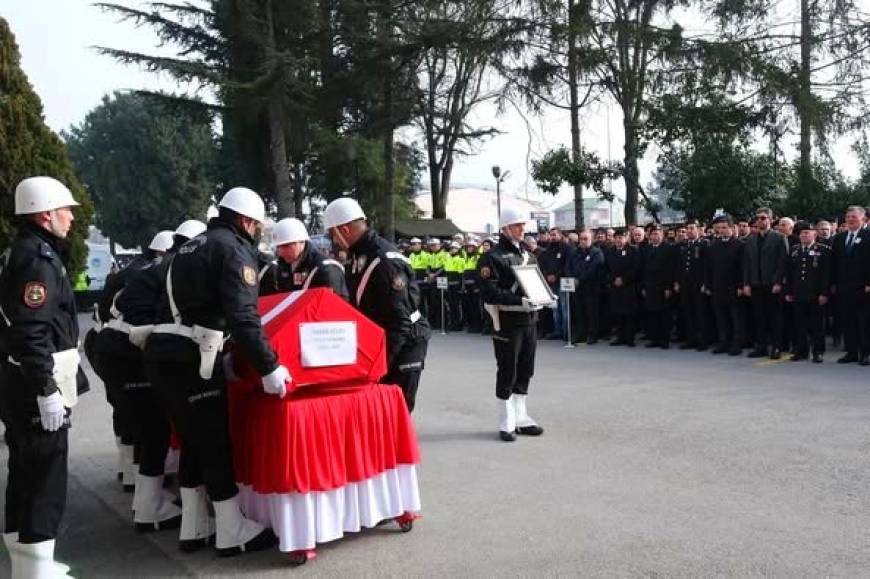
[403,205,870,365]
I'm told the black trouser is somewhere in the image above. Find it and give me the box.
[793,301,824,355]
[145,345,237,501]
[428,284,446,330]
[382,337,428,413]
[492,324,536,400]
[96,358,142,449]
[447,279,463,330]
[462,285,482,332]
[0,365,69,543]
[573,285,600,342]
[712,297,745,351]
[416,278,430,318]
[750,285,783,352]
[680,285,707,346]
[781,301,795,352]
[838,288,869,355]
[646,308,671,346]
[612,313,635,345]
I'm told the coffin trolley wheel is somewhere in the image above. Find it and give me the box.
[395,512,420,533]
[288,549,316,566]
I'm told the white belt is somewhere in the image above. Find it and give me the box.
[152,323,225,380]
[498,303,542,313]
[106,318,133,334]
[107,319,155,349]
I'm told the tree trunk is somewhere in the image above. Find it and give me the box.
[623,113,639,226]
[438,155,453,219]
[268,99,293,218]
[568,0,584,231]
[292,163,304,218]
[798,0,812,200]
[428,138,446,218]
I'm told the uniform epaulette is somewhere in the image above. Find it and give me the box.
[385,251,411,264]
[39,242,55,259]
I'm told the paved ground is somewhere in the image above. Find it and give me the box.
[3,322,870,577]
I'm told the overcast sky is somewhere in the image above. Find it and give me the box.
[4,0,863,213]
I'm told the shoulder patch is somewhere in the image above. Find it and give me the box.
[24,281,47,308]
[391,275,406,291]
[242,265,257,287]
[480,266,492,279]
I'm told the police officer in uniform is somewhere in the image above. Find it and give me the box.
[605,229,641,347]
[785,222,831,363]
[145,188,285,556]
[95,230,175,493]
[478,208,549,442]
[0,177,84,578]
[269,218,349,299]
[117,221,206,534]
[462,237,483,333]
[323,198,430,412]
[408,238,430,317]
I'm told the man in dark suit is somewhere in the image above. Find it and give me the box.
[784,222,831,363]
[830,206,870,364]
[641,224,676,348]
[742,207,789,359]
[566,230,605,344]
[704,214,746,355]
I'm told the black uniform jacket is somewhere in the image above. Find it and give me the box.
[785,243,831,303]
[148,217,278,376]
[0,223,80,399]
[478,234,541,328]
[640,242,676,311]
[273,243,349,300]
[346,229,430,367]
[605,244,641,315]
[676,239,707,288]
[704,237,745,302]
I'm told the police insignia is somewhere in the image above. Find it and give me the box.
[242,265,257,286]
[392,276,406,290]
[24,282,47,308]
[480,266,492,279]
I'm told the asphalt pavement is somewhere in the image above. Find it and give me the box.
[3,323,870,577]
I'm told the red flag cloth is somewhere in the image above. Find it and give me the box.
[228,382,420,494]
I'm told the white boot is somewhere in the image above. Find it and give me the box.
[498,397,517,442]
[4,533,70,576]
[121,444,136,491]
[513,394,544,435]
[133,474,182,531]
[179,486,215,552]
[212,495,275,556]
[13,540,72,579]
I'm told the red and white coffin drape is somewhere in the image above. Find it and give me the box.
[227,289,422,552]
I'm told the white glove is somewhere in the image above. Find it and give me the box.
[37,392,65,431]
[262,365,292,398]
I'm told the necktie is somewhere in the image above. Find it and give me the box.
[847,232,855,251]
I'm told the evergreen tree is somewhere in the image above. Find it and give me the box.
[0,18,93,273]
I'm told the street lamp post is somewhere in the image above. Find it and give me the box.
[491,165,511,228]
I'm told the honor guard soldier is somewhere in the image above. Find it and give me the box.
[478,207,549,442]
[117,221,206,534]
[323,198,430,412]
[784,222,831,363]
[270,218,349,299]
[674,222,709,350]
[605,229,641,347]
[0,177,85,578]
[145,188,286,556]
[95,230,175,493]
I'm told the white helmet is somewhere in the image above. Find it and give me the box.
[15,177,80,215]
[175,219,207,240]
[499,207,527,228]
[410,237,422,244]
[450,241,461,250]
[148,230,175,252]
[218,187,265,223]
[323,197,366,230]
[272,217,309,246]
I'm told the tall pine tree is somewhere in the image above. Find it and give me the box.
[0,18,93,273]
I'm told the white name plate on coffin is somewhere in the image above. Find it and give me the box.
[299,321,358,367]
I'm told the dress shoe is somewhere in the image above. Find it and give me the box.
[499,430,517,442]
[626,342,636,348]
[769,349,781,360]
[712,346,728,354]
[790,353,808,362]
[660,343,670,350]
[728,348,742,356]
[517,425,544,436]
[838,353,859,364]
[860,355,870,366]
[645,342,660,348]
[679,343,696,350]
[812,353,823,364]
[747,350,767,358]
[586,338,598,345]
[696,345,709,352]
[611,340,626,346]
